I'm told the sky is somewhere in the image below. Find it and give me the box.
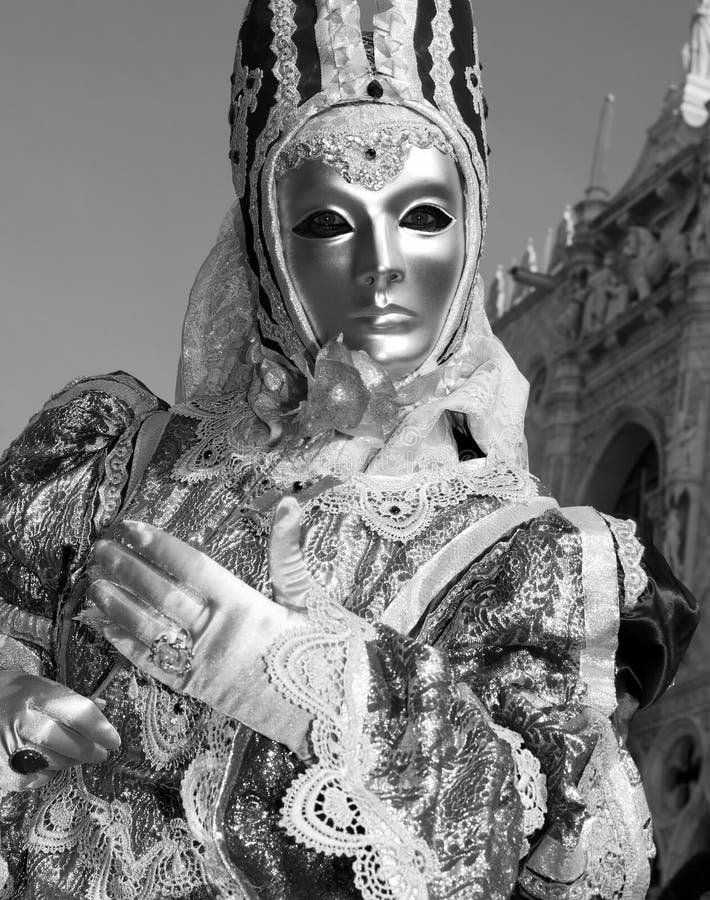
[0,1,695,446]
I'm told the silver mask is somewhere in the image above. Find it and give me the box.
[276,111,466,381]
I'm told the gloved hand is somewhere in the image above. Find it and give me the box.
[0,670,121,791]
[88,497,314,757]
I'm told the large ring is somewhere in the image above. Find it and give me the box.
[148,631,194,677]
[9,748,50,775]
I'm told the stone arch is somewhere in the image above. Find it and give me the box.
[576,405,666,514]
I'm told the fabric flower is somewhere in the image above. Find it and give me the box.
[295,338,400,442]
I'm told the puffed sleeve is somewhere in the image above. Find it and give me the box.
[264,506,659,900]
[0,372,167,675]
[615,525,699,710]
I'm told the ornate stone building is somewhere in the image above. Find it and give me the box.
[489,6,710,896]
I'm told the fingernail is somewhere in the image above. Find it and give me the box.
[93,698,107,710]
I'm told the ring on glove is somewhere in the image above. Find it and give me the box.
[148,630,194,676]
[9,748,50,775]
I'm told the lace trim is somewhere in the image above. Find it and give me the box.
[181,714,250,899]
[430,0,489,219]
[27,767,212,900]
[266,586,438,899]
[169,394,538,542]
[94,420,141,533]
[601,515,649,611]
[171,395,267,484]
[307,461,537,541]
[491,723,547,858]
[128,674,205,771]
[229,41,264,199]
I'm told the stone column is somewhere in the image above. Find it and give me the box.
[542,351,584,504]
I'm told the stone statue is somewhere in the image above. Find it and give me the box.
[603,265,631,324]
[686,0,710,79]
[486,264,508,321]
[663,504,683,573]
[524,236,538,273]
[580,254,629,334]
[621,226,669,301]
[558,266,587,340]
[663,490,690,576]
[563,205,575,247]
[494,264,508,319]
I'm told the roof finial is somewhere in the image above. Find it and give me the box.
[586,94,615,201]
[681,0,710,127]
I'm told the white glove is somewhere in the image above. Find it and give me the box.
[88,498,314,758]
[0,670,121,791]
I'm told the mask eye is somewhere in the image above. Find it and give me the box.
[400,204,454,233]
[293,210,353,239]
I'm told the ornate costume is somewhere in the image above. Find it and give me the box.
[0,0,698,898]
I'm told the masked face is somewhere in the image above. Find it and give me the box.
[277,146,466,381]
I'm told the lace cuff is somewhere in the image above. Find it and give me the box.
[491,722,547,857]
[266,586,438,900]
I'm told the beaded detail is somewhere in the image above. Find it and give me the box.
[276,122,455,190]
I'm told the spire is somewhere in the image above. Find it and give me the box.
[586,94,615,200]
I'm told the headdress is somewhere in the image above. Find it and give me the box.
[178,0,531,471]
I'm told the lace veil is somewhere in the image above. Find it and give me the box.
[177,0,530,471]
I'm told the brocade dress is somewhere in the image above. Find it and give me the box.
[0,370,697,900]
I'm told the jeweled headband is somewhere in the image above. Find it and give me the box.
[275,105,455,192]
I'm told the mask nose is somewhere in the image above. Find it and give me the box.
[355,215,405,297]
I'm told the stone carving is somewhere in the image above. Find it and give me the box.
[663,490,690,574]
[558,267,587,340]
[580,254,630,335]
[620,226,669,301]
[658,181,703,271]
[665,230,691,272]
[689,181,710,258]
